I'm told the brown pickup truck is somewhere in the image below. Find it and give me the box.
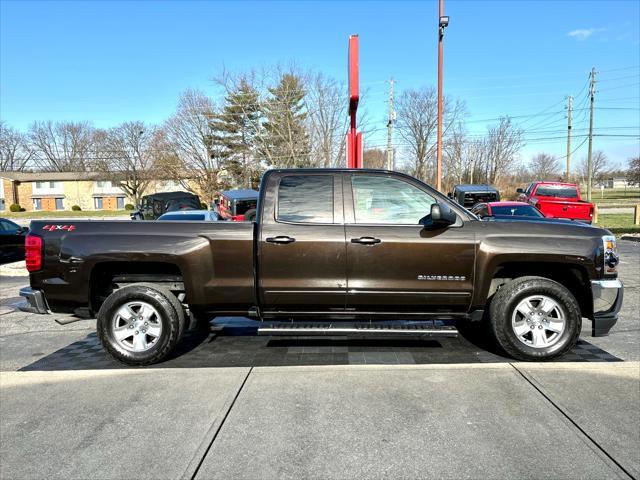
[19,169,623,365]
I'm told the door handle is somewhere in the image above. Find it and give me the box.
[266,236,296,244]
[351,236,381,245]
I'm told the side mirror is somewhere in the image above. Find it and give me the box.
[420,203,457,229]
[516,188,524,194]
[447,192,452,198]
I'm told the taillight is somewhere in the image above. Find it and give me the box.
[25,234,43,272]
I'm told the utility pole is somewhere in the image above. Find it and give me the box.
[566,95,573,180]
[386,78,395,170]
[436,0,448,192]
[587,67,596,202]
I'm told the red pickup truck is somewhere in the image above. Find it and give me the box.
[516,182,594,223]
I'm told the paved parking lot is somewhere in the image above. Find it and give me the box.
[0,240,638,479]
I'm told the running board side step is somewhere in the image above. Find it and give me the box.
[258,323,458,337]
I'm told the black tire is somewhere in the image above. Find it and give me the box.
[489,276,581,361]
[97,284,181,366]
[133,283,186,341]
[244,209,257,222]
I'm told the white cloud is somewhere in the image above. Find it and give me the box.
[567,28,605,40]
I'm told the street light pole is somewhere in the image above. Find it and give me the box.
[436,0,448,192]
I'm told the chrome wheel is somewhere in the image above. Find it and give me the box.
[111,301,162,352]
[511,295,566,349]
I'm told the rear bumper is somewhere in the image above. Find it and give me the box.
[18,287,50,315]
[591,279,623,337]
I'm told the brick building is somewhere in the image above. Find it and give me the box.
[0,172,186,212]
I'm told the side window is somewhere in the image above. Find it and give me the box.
[351,175,436,224]
[277,175,334,223]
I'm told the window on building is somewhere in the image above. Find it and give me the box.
[97,180,111,188]
[277,175,334,223]
[116,197,125,209]
[35,182,45,189]
[94,197,103,210]
[55,198,64,210]
[33,198,42,211]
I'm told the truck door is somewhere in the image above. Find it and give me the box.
[344,173,475,313]
[258,172,346,313]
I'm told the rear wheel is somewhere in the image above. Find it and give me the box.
[489,276,581,361]
[97,284,181,365]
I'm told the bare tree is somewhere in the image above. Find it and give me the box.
[529,152,561,180]
[28,121,95,171]
[578,150,610,187]
[363,148,386,169]
[306,73,347,168]
[163,89,224,202]
[395,86,465,183]
[0,122,33,171]
[484,117,524,184]
[443,122,468,185]
[627,156,640,186]
[94,121,158,205]
[466,138,488,184]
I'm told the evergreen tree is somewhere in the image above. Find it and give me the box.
[260,74,310,168]
[211,79,262,188]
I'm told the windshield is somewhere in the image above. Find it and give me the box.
[159,214,205,221]
[491,205,543,217]
[535,185,578,198]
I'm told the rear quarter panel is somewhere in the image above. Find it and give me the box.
[29,220,255,312]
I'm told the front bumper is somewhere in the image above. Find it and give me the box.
[591,279,623,337]
[18,287,50,315]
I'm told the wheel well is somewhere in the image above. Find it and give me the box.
[489,262,593,319]
[89,262,184,314]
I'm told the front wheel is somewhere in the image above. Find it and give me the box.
[97,284,181,366]
[489,276,581,361]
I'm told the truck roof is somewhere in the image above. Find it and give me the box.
[533,181,578,187]
[453,184,499,193]
[142,191,198,200]
[221,189,259,200]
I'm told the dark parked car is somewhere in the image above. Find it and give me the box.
[470,201,544,219]
[449,184,500,208]
[0,218,28,264]
[217,189,258,221]
[471,202,595,228]
[20,169,622,365]
[131,191,201,220]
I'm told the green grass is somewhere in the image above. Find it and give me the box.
[595,213,640,234]
[2,210,131,219]
[592,187,640,205]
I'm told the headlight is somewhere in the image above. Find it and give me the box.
[602,235,619,275]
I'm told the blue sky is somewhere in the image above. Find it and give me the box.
[1,0,639,166]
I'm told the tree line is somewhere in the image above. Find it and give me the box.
[1,67,637,202]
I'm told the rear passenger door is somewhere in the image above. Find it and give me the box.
[258,172,347,313]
